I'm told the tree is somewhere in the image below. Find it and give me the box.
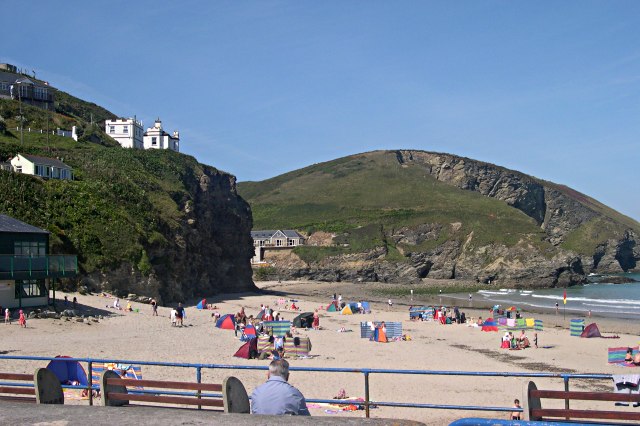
[0,115,5,134]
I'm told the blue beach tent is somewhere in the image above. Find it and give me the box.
[46,355,89,386]
[196,299,206,309]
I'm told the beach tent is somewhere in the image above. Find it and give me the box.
[370,327,388,343]
[361,301,371,313]
[243,324,257,337]
[196,299,207,310]
[481,318,499,332]
[216,314,235,330]
[254,310,266,320]
[326,302,338,312]
[293,312,314,328]
[581,323,620,339]
[341,305,353,315]
[46,355,89,386]
[234,338,258,359]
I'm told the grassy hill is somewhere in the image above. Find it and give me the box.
[238,150,640,272]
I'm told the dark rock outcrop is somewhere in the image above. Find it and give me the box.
[81,167,256,303]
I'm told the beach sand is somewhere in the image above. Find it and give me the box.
[1,280,638,425]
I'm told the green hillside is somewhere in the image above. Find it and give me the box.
[239,150,640,266]
[0,127,205,274]
[239,151,553,260]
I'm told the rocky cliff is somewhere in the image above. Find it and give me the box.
[240,150,639,288]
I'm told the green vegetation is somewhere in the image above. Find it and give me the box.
[0,100,210,275]
[239,150,639,263]
[240,151,552,261]
[254,266,276,281]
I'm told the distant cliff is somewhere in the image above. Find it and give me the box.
[239,150,639,288]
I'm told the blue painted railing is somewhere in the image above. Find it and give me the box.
[0,355,613,418]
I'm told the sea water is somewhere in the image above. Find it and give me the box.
[454,273,640,319]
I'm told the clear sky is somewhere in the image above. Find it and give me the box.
[2,1,639,221]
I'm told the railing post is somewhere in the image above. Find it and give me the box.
[196,366,202,410]
[364,371,370,418]
[564,375,570,419]
[88,361,93,406]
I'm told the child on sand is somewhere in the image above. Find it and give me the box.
[4,308,10,324]
[534,332,538,349]
[511,399,521,420]
[18,310,26,328]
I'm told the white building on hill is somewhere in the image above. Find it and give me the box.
[105,118,144,149]
[143,119,179,152]
[250,230,305,264]
[10,153,73,180]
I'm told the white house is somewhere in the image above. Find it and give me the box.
[250,230,305,264]
[10,154,73,180]
[105,117,144,149]
[143,118,179,152]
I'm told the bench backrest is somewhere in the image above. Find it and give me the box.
[0,368,63,404]
[527,380,640,422]
[101,370,249,413]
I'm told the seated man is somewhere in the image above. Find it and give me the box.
[251,359,310,416]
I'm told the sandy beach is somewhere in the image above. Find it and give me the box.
[1,280,639,424]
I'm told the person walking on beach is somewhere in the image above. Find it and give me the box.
[175,303,185,326]
[555,302,559,314]
[388,299,393,310]
[4,308,10,324]
[312,309,320,330]
[151,298,158,316]
[64,296,68,307]
[18,310,26,328]
[73,297,77,310]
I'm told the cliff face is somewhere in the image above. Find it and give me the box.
[81,165,256,303]
[243,150,639,287]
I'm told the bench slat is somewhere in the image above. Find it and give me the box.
[0,373,33,381]
[532,389,640,403]
[0,395,36,403]
[106,378,222,392]
[532,408,640,421]
[108,392,224,407]
[0,386,35,395]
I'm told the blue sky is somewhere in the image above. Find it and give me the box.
[2,1,639,221]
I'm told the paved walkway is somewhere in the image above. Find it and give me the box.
[1,401,426,425]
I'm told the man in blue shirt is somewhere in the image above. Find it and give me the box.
[250,359,310,416]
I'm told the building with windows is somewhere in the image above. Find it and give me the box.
[0,214,77,309]
[0,64,55,110]
[105,118,144,149]
[143,118,179,152]
[10,154,73,180]
[250,230,305,264]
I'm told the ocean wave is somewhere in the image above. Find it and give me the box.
[531,294,640,306]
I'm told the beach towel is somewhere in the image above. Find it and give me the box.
[516,318,526,328]
[534,319,543,331]
[507,318,516,327]
[92,363,143,391]
[525,318,535,327]
[498,317,507,326]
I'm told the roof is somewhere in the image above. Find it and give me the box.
[251,230,304,239]
[0,214,48,234]
[0,70,56,90]
[18,154,71,169]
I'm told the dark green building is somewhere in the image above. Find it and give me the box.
[0,214,77,308]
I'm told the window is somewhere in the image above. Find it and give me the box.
[123,126,128,134]
[15,279,47,298]
[14,241,46,256]
[35,165,44,176]
[109,126,115,133]
[51,167,59,178]
[15,166,22,173]
[287,239,295,246]
[276,239,283,247]
[152,137,157,146]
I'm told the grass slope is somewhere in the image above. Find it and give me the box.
[0,128,206,275]
[239,151,553,261]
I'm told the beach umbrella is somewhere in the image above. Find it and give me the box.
[507,306,517,311]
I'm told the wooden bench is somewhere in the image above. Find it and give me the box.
[0,368,64,404]
[100,370,249,413]
[527,380,640,423]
